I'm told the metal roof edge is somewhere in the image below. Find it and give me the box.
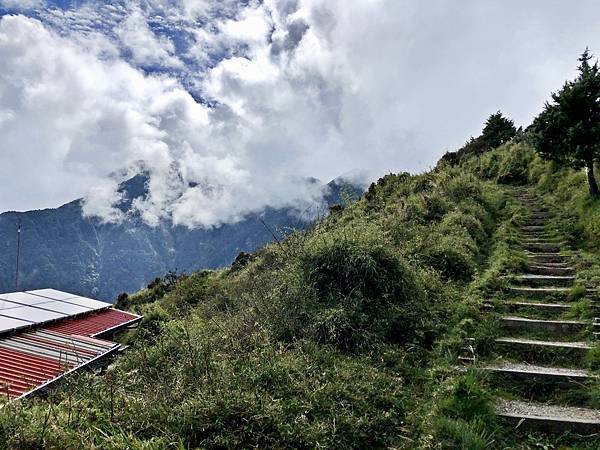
[13,341,121,402]
[91,314,143,338]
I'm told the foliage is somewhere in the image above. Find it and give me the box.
[2,103,599,449]
[481,111,518,150]
[441,111,517,165]
[530,49,600,196]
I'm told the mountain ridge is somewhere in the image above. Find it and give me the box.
[0,174,363,301]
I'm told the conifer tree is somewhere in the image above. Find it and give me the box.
[481,111,517,149]
[531,49,600,196]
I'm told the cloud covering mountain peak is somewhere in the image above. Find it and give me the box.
[0,0,598,227]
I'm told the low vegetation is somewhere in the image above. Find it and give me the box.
[1,51,599,449]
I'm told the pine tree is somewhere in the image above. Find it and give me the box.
[481,111,517,149]
[531,49,600,196]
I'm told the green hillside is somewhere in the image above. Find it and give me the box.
[0,176,360,301]
[1,132,599,448]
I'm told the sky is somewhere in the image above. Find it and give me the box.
[0,0,598,227]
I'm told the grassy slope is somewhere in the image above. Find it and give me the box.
[0,140,599,449]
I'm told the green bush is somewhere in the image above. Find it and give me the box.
[440,373,495,425]
[418,233,478,282]
[496,142,535,185]
[439,211,486,246]
[300,235,431,349]
[434,417,495,450]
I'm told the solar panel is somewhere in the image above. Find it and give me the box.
[60,296,111,310]
[0,315,30,333]
[27,289,110,312]
[0,299,23,311]
[27,289,79,301]
[0,292,52,307]
[0,306,65,323]
[34,301,91,315]
[0,289,115,335]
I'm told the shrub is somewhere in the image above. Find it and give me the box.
[496,143,535,185]
[441,172,484,205]
[439,211,486,246]
[440,373,495,425]
[300,234,431,349]
[434,417,495,450]
[417,233,478,282]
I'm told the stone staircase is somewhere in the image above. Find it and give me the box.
[472,189,600,433]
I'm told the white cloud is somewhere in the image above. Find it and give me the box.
[0,0,599,228]
[0,0,44,10]
[116,4,182,68]
[0,13,329,227]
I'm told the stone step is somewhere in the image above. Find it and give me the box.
[522,236,564,242]
[529,212,551,219]
[527,253,570,264]
[528,265,576,276]
[457,355,475,365]
[502,300,599,313]
[521,231,559,237]
[496,337,592,350]
[483,362,593,381]
[512,274,575,287]
[508,286,571,297]
[523,218,549,226]
[521,236,565,243]
[523,242,563,253]
[502,300,571,312]
[500,316,588,334]
[522,225,547,232]
[496,399,600,433]
[521,234,559,240]
[521,236,560,243]
[529,261,572,269]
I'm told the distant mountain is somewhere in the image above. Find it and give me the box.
[0,176,363,301]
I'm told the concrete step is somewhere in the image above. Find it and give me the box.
[457,355,475,365]
[523,218,549,226]
[529,261,573,269]
[528,212,551,219]
[502,300,571,312]
[523,242,563,253]
[522,236,560,243]
[521,231,563,243]
[501,300,600,314]
[508,286,571,297]
[496,399,600,433]
[527,253,570,264]
[483,362,593,381]
[522,236,564,242]
[500,316,588,335]
[522,225,547,232]
[521,237,565,243]
[496,337,592,350]
[528,265,576,276]
[512,274,575,287]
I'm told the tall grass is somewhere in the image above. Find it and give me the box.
[1,139,598,449]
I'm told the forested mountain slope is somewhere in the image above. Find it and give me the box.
[0,175,361,301]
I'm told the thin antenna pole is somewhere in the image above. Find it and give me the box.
[15,219,21,291]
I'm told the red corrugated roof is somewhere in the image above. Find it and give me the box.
[0,291,142,401]
[0,330,118,399]
[0,346,66,398]
[45,308,141,337]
